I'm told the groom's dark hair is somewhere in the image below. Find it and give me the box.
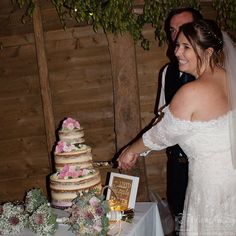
[165,7,203,43]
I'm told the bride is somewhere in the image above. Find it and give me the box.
[117,19,236,235]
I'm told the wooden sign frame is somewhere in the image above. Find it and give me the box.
[106,172,139,209]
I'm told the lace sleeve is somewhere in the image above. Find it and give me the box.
[142,106,193,151]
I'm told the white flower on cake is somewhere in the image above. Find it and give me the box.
[62,117,81,131]
[58,164,94,179]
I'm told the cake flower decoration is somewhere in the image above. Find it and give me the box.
[58,165,94,179]
[55,141,84,153]
[62,117,81,130]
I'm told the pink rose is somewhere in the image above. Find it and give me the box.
[55,141,78,153]
[70,170,82,178]
[55,141,66,153]
[77,170,83,177]
[73,121,80,129]
[62,118,80,130]
[58,165,83,179]
[58,165,70,179]
[67,123,74,130]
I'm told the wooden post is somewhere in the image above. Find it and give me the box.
[33,0,55,170]
[107,33,149,201]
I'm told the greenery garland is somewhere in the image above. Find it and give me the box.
[12,0,236,49]
[213,0,236,31]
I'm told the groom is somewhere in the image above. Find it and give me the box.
[155,7,202,231]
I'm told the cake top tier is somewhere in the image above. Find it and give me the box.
[60,117,82,131]
[58,117,85,144]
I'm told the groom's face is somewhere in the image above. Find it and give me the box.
[170,12,194,41]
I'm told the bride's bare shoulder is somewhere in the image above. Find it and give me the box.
[169,82,200,120]
[169,75,221,114]
[172,80,203,103]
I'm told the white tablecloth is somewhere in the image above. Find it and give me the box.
[108,202,164,236]
[4,202,164,236]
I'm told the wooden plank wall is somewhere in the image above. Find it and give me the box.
[0,1,49,202]
[136,25,169,198]
[0,0,116,203]
[45,27,115,161]
[0,0,221,203]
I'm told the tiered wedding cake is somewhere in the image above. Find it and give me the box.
[50,118,102,209]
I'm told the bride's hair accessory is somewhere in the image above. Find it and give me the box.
[206,30,223,46]
[192,20,223,50]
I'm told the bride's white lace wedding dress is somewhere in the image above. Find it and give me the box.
[143,106,236,236]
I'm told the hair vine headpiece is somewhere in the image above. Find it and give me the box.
[194,21,223,48]
[206,30,223,46]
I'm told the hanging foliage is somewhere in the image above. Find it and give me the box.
[12,0,236,49]
[213,0,236,31]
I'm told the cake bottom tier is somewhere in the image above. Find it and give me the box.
[50,172,102,209]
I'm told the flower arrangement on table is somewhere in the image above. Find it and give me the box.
[0,188,111,236]
[0,188,58,235]
[66,190,110,236]
[0,187,134,236]
[66,188,135,236]
[0,202,28,235]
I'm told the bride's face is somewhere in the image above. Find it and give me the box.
[175,32,202,77]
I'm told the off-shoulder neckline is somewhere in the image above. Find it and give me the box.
[163,106,230,124]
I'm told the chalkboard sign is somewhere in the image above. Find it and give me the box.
[106,172,139,209]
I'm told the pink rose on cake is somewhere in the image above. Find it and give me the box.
[58,165,93,179]
[62,118,80,131]
[55,141,78,153]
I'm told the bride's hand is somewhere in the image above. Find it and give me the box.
[117,146,139,170]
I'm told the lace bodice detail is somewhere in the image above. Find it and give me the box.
[143,106,235,186]
[143,106,231,161]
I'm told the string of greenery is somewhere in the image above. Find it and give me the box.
[12,0,236,50]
